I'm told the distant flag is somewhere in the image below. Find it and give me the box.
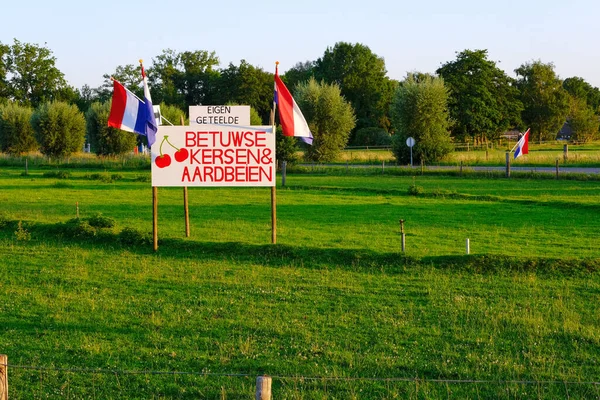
[107,60,157,147]
[513,128,530,159]
[273,63,313,145]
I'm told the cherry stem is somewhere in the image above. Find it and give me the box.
[159,136,168,157]
[164,136,180,151]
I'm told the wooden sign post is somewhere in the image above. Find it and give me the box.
[0,354,7,400]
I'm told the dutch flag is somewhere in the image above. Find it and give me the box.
[514,128,530,159]
[107,64,157,147]
[274,65,313,145]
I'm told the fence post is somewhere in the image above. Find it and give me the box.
[0,354,7,400]
[256,375,272,400]
[420,159,424,175]
[382,160,385,174]
[466,238,470,255]
[563,144,568,163]
[460,161,463,176]
[505,152,511,178]
[399,219,406,253]
[555,158,559,179]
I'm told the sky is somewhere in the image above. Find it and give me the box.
[2,0,599,90]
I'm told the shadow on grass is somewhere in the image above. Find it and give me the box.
[2,219,598,277]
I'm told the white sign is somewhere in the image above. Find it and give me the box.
[151,125,275,187]
[189,105,250,126]
[406,137,416,147]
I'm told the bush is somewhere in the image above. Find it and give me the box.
[408,184,424,196]
[88,213,116,229]
[31,101,85,159]
[119,227,152,246]
[43,170,71,179]
[158,103,187,125]
[14,221,31,241]
[352,127,392,147]
[275,126,298,165]
[295,78,356,162]
[0,102,38,155]
[86,101,137,155]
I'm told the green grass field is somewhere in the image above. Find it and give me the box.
[2,167,600,399]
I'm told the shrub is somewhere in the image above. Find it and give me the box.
[0,102,38,155]
[295,78,356,162]
[352,127,392,147]
[86,101,137,155]
[14,221,31,241]
[275,126,298,165]
[31,101,85,159]
[43,170,71,179]
[88,213,115,229]
[408,184,424,196]
[119,227,152,246]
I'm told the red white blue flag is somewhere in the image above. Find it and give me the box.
[514,128,530,159]
[274,65,313,145]
[107,63,157,146]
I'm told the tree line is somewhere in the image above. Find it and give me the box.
[1,39,599,163]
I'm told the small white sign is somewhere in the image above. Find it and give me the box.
[189,105,250,126]
[151,125,275,187]
[406,137,416,147]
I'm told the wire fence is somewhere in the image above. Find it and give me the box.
[4,361,600,399]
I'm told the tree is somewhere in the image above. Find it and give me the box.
[282,61,315,92]
[216,60,273,123]
[97,64,144,103]
[86,102,137,155]
[437,49,522,143]
[0,102,37,155]
[352,127,391,146]
[158,103,187,125]
[568,97,599,143]
[275,126,298,165]
[294,78,356,162]
[0,42,10,99]
[31,101,85,158]
[390,74,453,164]
[515,61,570,143]
[149,49,220,109]
[563,77,600,112]
[314,42,394,132]
[6,39,68,107]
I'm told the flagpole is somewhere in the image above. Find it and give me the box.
[270,62,279,245]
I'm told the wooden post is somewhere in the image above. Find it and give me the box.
[281,161,287,187]
[420,158,424,175]
[25,157,28,174]
[183,187,190,237]
[153,186,158,251]
[485,149,489,162]
[399,219,406,253]
[255,375,272,400]
[0,354,7,400]
[563,144,568,163]
[555,158,559,179]
[271,187,276,244]
[460,161,463,176]
[466,238,470,255]
[76,202,79,219]
[505,152,511,178]
[180,115,190,238]
[382,160,385,174]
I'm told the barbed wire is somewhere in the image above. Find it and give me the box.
[3,362,600,387]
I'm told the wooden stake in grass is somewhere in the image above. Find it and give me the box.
[505,151,511,178]
[76,202,79,219]
[399,219,406,253]
[255,375,272,400]
[466,238,470,255]
[556,158,559,179]
[0,354,7,400]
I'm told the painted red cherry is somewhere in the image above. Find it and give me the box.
[174,148,188,162]
[155,154,172,168]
